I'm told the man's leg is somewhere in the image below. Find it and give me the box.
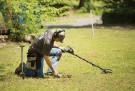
[47,48,62,73]
[24,68,36,77]
[15,61,36,77]
[36,54,44,78]
[15,62,25,75]
[24,53,44,78]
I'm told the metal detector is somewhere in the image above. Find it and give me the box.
[20,45,25,79]
[64,46,113,74]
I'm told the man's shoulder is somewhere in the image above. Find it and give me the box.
[43,29,55,42]
[45,29,55,33]
[44,29,55,38]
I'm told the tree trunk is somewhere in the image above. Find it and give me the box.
[78,0,85,9]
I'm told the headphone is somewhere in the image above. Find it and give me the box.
[54,29,65,38]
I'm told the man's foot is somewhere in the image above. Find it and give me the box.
[15,62,25,75]
[46,72,53,76]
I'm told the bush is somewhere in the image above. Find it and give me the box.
[77,0,104,15]
[0,0,71,41]
[102,9,135,24]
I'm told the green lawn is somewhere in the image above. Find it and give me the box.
[0,28,135,91]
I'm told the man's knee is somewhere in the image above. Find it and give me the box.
[55,49,62,61]
[56,49,62,56]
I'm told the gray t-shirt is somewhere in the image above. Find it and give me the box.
[29,30,54,56]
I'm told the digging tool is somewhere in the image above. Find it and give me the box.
[64,46,113,74]
[20,45,25,79]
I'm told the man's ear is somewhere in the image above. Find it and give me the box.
[54,29,65,38]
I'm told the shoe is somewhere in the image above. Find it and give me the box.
[15,62,25,75]
[46,72,53,76]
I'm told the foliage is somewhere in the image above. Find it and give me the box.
[39,0,71,17]
[102,10,135,24]
[0,0,39,41]
[0,0,71,41]
[77,0,105,15]
[102,0,135,10]
[102,0,135,24]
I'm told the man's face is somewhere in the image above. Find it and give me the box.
[60,36,65,43]
[55,37,60,42]
[55,35,65,43]
[55,31,65,43]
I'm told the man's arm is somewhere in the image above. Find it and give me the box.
[53,43,65,52]
[44,55,57,75]
[44,55,63,78]
[53,43,59,48]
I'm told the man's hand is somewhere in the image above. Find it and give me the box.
[54,74,63,78]
[64,46,74,54]
[52,70,58,76]
[52,70,62,78]
[59,47,66,52]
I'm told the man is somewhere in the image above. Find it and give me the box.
[15,29,65,78]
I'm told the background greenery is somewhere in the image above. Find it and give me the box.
[0,0,71,41]
[0,0,135,41]
[101,0,135,24]
[0,28,135,91]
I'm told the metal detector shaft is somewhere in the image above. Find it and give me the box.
[70,53,112,74]
[71,53,104,70]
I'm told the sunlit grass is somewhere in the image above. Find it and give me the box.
[0,28,135,91]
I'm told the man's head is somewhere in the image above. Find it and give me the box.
[54,29,65,43]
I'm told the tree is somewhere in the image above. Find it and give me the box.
[0,0,71,41]
[102,0,135,10]
[102,0,135,24]
[78,0,85,8]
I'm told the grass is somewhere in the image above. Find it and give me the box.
[0,28,135,91]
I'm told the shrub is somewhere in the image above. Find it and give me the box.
[0,0,71,41]
[102,9,135,24]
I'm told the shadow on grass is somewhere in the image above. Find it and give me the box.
[47,24,135,30]
[47,24,92,29]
